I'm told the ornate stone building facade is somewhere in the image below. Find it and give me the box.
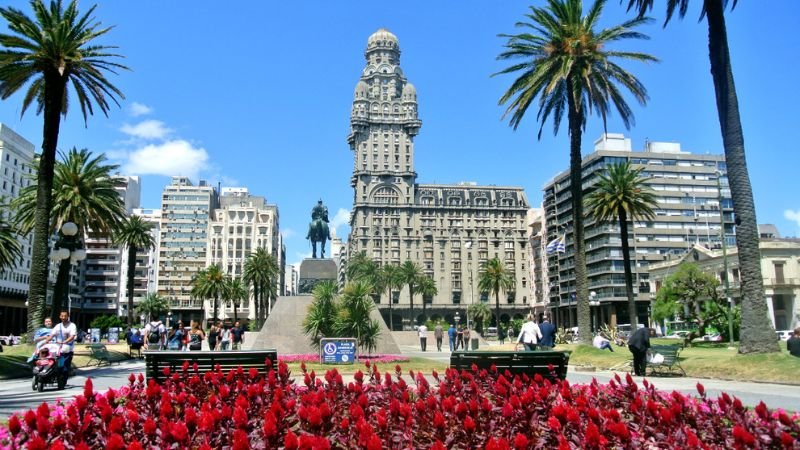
[346,29,530,329]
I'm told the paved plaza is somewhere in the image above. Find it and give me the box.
[1,345,798,418]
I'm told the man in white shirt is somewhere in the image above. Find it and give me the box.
[418,324,428,351]
[593,334,614,352]
[515,315,542,351]
[144,319,166,350]
[44,311,77,382]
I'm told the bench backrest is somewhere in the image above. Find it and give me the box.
[144,350,278,383]
[651,345,680,364]
[450,351,570,380]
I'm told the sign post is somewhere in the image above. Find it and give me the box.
[319,338,357,365]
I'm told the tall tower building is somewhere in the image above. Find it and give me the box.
[207,187,281,322]
[347,30,531,329]
[80,176,140,325]
[157,177,218,324]
[543,133,733,328]
[0,124,35,334]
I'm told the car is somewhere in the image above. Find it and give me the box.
[692,333,722,342]
[664,331,691,340]
[776,330,793,341]
[484,327,498,338]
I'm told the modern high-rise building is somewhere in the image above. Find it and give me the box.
[543,133,733,328]
[346,29,531,329]
[0,124,35,334]
[157,177,218,324]
[207,187,281,321]
[117,208,162,318]
[80,176,140,325]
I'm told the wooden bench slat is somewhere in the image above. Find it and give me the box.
[144,350,278,383]
[449,351,570,380]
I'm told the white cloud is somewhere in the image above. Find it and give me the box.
[129,102,153,117]
[122,140,209,178]
[784,209,800,229]
[282,228,297,239]
[329,208,350,234]
[120,120,172,140]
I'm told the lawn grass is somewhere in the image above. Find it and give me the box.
[0,343,132,380]
[558,339,800,385]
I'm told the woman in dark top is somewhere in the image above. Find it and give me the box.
[207,321,221,351]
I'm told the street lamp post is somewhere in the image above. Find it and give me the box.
[589,291,598,333]
[716,172,735,344]
[50,222,86,320]
[465,241,474,331]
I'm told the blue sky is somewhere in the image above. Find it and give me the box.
[2,1,799,266]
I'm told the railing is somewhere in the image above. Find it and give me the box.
[764,278,799,286]
[169,299,204,309]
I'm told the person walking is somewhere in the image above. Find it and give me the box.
[456,326,464,350]
[144,318,166,351]
[434,324,444,351]
[231,321,245,350]
[208,321,221,351]
[447,324,457,352]
[463,326,471,351]
[167,322,184,350]
[418,324,428,351]
[219,324,232,350]
[187,321,205,351]
[515,314,542,351]
[538,317,556,350]
[44,311,77,383]
[787,327,800,358]
[628,326,651,376]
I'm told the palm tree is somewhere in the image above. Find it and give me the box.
[136,293,169,324]
[113,215,155,327]
[242,248,279,328]
[467,302,492,333]
[478,258,516,329]
[377,264,402,330]
[625,0,776,354]
[302,280,339,348]
[417,276,438,314]
[399,260,424,325]
[0,0,127,335]
[585,162,657,329]
[495,0,655,344]
[191,264,227,325]
[346,251,379,286]
[224,277,248,323]
[335,281,381,354]
[0,199,21,272]
[13,148,126,320]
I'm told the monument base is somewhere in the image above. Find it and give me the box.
[299,258,337,294]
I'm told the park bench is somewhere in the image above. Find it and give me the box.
[85,344,116,366]
[648,344,685,376]
[450,350,570,380]
[144,349,278,383]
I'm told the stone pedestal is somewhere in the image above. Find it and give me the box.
[299,258,337,294]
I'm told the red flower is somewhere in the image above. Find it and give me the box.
[263,412,278,438]
[234,406,249,429]
[696,382,705,397]
[107,433,125,450]
[367,434,382,450]
[433,411,446,429]
[84,378,94,399]
[485,437,510,450]
[127,441,144,450]
[143,417,158,435]
[732,425,756,446]
[464,416,476,432]
[27,436,48,450]
[285,430,299,450]
[170,421,190,443]
[582,422,608,448]
[233,429,251,450]
[50,440,65,450]
[547,416,561,432]
[109,416,124,434]
[755,401,769,421]
[24,409,36,428]
[35,416,51,437]
[781,432,796,447]
[7,414,21,435]
[430,440,446,450]
[513,433,529,449]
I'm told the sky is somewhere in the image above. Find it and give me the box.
[1,1,799,267]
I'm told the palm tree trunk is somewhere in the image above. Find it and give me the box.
[387,287,394,331]
[567,81,592,345]
[619,209,637,329]
[409,286,415,327]
[51,258,71,321]
[494,289,501,330]
[253,285,259,328]
[26,73,68,336]
[213,295,219,323]
[705,0,777,353]
[234,302,238,323]
[126,247,137,327]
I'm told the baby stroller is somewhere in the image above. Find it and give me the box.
[31,343,69,392]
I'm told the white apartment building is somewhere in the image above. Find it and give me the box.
[157,177,218,324]
[207,188,281,322]
[0,124,35,334]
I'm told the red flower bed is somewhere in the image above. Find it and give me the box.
[2,360,798,449]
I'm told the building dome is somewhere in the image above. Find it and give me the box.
[367,28,399,50]
[402,82,416,101]
[354,80,369,98]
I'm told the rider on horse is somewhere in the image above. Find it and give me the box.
[307,200,331,258]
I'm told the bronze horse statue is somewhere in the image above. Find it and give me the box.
[307,218,330,258]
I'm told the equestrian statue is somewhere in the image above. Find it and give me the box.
[306,199,331,258]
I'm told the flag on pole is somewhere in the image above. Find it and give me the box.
[545,235,566,254]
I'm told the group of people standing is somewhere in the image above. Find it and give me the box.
[514,315,556,351]
[128,319,245,352]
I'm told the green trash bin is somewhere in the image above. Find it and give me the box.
[471,338,479,350]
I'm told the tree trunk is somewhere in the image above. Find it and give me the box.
[494,289,501,330]
[704,0,777,353]
[126,246,137,327]
[388,287,394,331]
[253,285,259,329]
[213,295,219,323]
[409,285,415,326]
[619,209,637,329]
[51,258,71,321]
[233,300,238,323]
[27,73,68,337]
[566,80,591,345]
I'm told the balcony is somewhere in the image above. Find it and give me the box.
[764,278,799,287]
[169,299,204,309]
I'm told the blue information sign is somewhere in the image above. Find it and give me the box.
[320,338,357,364]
